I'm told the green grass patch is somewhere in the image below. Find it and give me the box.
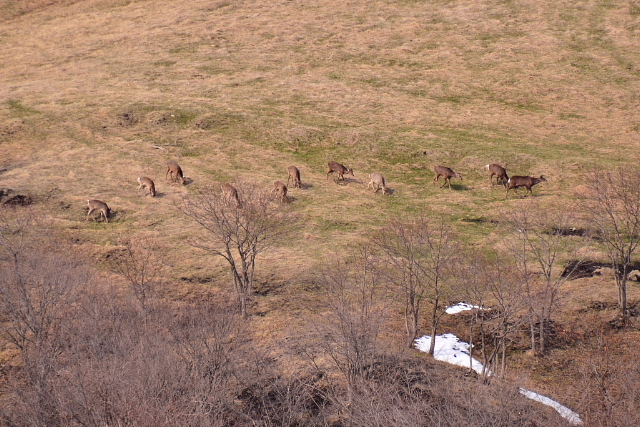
[317,219,359,234]
[6,99,40,115]
[153,60,176,67]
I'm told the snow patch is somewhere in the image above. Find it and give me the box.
[520,388,583,426]
[414,333,488,375]
[416,303,583,426]
[445,302,484,314]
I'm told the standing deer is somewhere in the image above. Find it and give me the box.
[86,199,110,222]
[221,183,241,208]
[137,177,156,197]
[433,166,462,189]
[486,164,509,187]
[506,175,547,198]
[272,181,288,203]
[166,160,185,185]
[326,161,354,183]
[367,172,388,195]
[287,166,302,189]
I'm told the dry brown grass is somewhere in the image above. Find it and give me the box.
[2,0,640,414]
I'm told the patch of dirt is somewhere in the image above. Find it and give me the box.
[0,119,25,137]
[180,275,214,284]
[561,260,640,280]
[3,194,33,206]
[118,110,141,127]
[549,227,593,237]
[586,301,617,311]
[146,111,171,126]
[0,188,14,201]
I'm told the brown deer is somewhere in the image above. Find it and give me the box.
[486,164,509,187]
[86,199,110,222]
[506,175,547,198]
[272,181,288,203]
[221,183,241,208]
[326,161,354,182]
[287,166,302,189]
[367,172,388,195]
[433,166,462,189]
[166,160,185,185]
[137,177,156,197]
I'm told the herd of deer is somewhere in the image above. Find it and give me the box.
[434,163,547,196]
[85,160,546,222]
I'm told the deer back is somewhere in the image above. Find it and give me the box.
[434,165,461,178]
[328,161,346,173]
[287,166,301,187]
[167,160,185,184]
[369,172,385,186]
[87,199,110,221]
[487,163,507,177]
[138,177,156,196]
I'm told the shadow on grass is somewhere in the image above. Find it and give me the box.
[433,183,466,191]
[332,177,359,186]
[300,182,314,190]
[506,192,550,199]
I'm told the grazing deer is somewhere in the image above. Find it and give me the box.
[272,181,288,203]
[287,166,302,189]
[433,166,462,189]
[221,183,241,208]
[86,199,110,222]
[326,161,354,182]
[506,175,547,198]
[367,172,388,195]
[166,160,185,185]
[486,164,509,187]
[137,177,156,197]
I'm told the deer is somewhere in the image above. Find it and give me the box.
[326,161,354,183]
[287,166,302,189]
[506,175,547,198]
[367,172,388,195]
[221,183,241,208]
[272,181,288,203]
[86,199,110,222]
[486,164,509,187]
[166,160,185,185]
[137,177,156,197]
[433,166,462,189]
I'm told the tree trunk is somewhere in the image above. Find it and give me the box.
[616,270,629,324]
[428,302,439,356]
[538,319,546,355]
[530,316,536,355]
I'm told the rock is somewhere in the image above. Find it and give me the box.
[628,270,640,282]
[593,267,615,277]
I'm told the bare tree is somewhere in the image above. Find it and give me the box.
[182,181,295,317]
[109,235,167,318]
[456,251,527,378]
[0,209,90,426]
[581,167,640,325]
[501,201,585,355]
[372,217,457,352]
[573,332,640,426]
[314,248,387,400]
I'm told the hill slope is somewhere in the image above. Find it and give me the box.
[2,0,640,424]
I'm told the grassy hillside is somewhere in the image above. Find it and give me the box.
[2,0,640,424]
